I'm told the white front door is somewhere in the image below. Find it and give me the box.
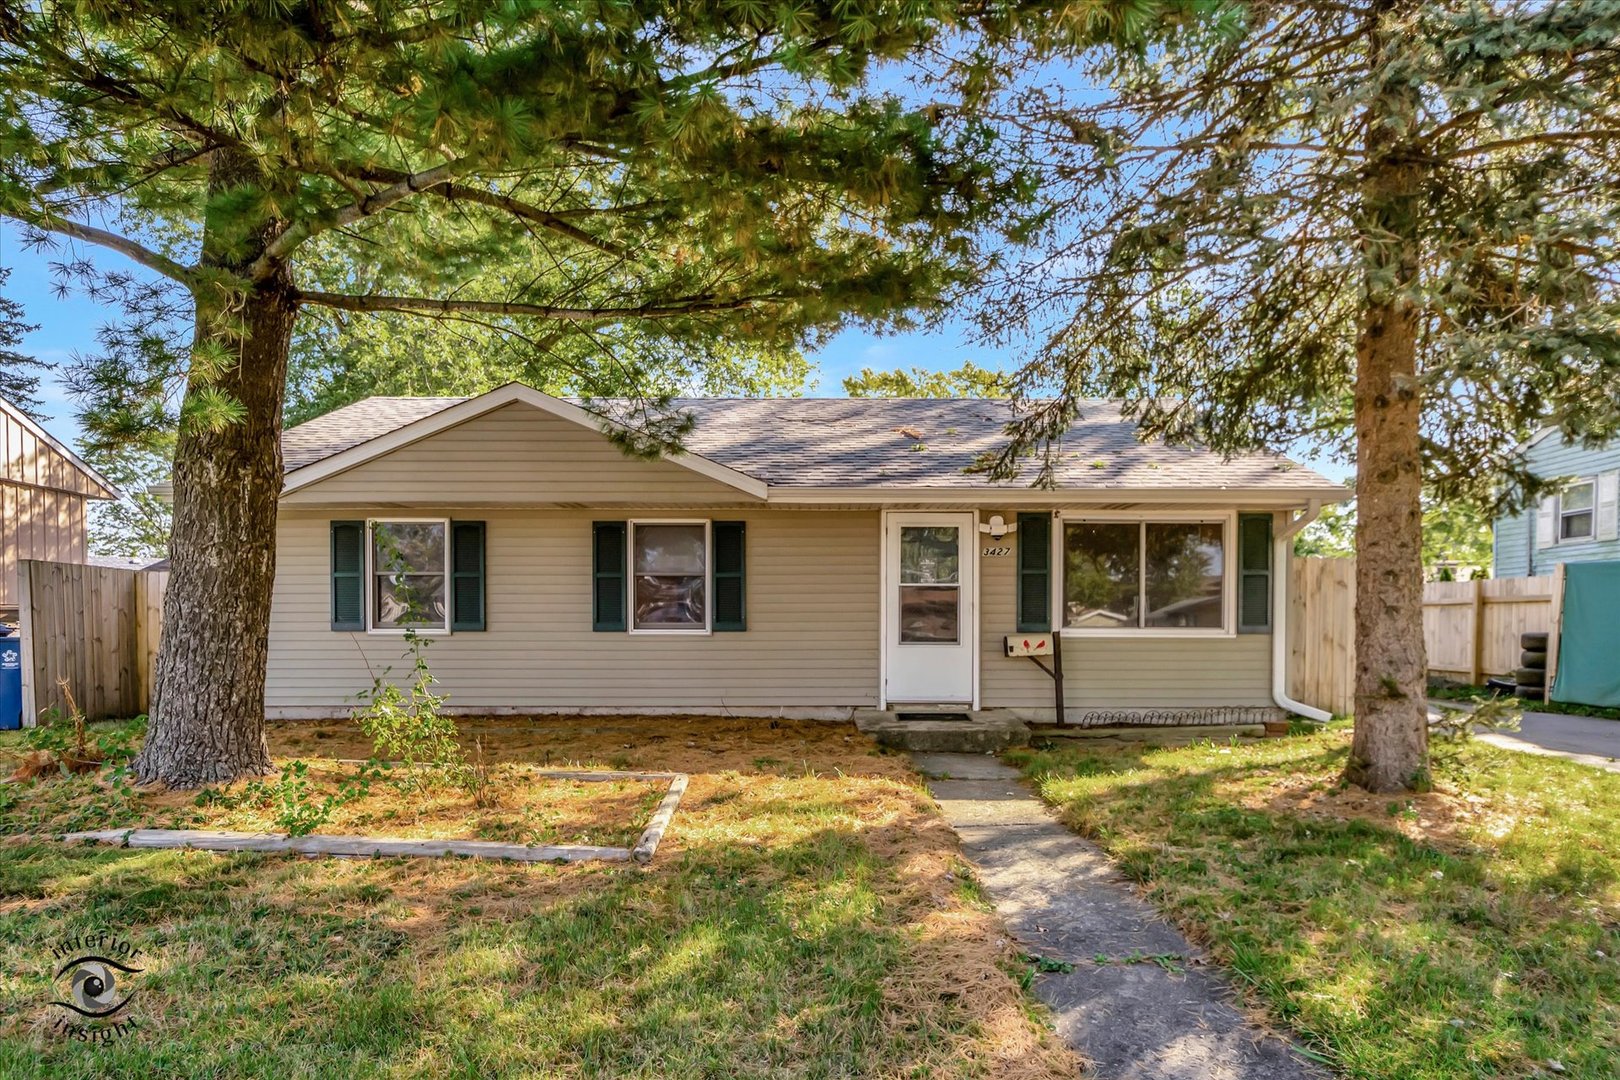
[884,512,976,704]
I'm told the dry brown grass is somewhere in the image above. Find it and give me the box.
[0,715,1082,1078]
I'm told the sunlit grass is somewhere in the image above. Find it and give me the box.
[0,718,1077,1078]
[1008,725,1620,1080]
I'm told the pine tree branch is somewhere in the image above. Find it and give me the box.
[329,164,626,255]
[3,209,198,288]
[1441,129,1620,161]
[293,290,782,321]
[251,161,464,277]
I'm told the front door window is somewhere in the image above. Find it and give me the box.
[898,526,960,643]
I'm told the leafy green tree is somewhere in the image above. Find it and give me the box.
[1,1,1034,786]
[283,229,813,424]
[1293,502,1357,561]
[1293,496,1495,580]
[85,445,173,558]
[842,359,1006,397]
[0,267,48,417]
[1422,501,1493,579]
[978,0,1620,791]
[287,312,811,425]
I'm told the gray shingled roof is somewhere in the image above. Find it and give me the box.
[283,394,1340,492]
[284,396,464,470]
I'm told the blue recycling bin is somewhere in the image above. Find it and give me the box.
[0,631,21,730]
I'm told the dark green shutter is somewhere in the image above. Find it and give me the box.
[593,521,627,631]
[713,521,746,631]
[1238,513,1273,633]
[1016,513,1052,632]
[331,520,365,631]
[451,521,486,631]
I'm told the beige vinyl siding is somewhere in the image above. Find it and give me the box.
[266,507,879,715]
[977,508,1274,713]
[0,483,88,610]
[282,403,756,507]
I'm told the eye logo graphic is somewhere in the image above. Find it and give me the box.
[47,933,144,1042]
[55,956,140,1018]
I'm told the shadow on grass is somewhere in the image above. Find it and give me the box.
[1008,734,1620,1080]
[0,787,1068,1079]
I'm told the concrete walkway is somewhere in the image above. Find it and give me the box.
[1429,701,1620,773]
[913,752,1328,1080]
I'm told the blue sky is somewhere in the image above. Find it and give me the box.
[1,219,1347,484]
[1,219,1019,449]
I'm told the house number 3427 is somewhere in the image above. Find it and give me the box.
[981,546,1011,557]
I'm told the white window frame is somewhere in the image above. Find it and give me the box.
[627,518,713,635]
[1055,509,1237,639]
[365,517,452,635]
[1557,479,1596,543]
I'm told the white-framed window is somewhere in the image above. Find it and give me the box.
[1060,513,1233,636]
[1559,480,1595,541]
[629,519,711,633]
[368,518,450,633]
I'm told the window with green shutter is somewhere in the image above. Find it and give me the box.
[1238,513,1273,633]
[330,520,365,630]
[451,521,486,631]
[1016,513,1052,632]
[713,521,746,631]
[593,521,628,631]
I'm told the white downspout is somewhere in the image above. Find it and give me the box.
[1272,500,1333,722]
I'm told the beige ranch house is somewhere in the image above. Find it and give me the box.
[263,383,1345,728]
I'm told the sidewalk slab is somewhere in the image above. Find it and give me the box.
[1039,963,1318,1080]
[915,752,1327,1080]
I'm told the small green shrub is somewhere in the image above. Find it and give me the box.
[196,760,381,837]
[354,628,496,805]
[21,711,146,771]
[355,629,463,791]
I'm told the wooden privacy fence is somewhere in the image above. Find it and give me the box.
[1285,556,1557,716]
[17,559,167,724]
[1423,574,1556,684]
[1288,557,1356,716]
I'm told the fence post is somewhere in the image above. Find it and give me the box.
[1469,577,1485,686]
[1546,562,1567,699]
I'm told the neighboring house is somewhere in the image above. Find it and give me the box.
[0,397,120,619]
[1493,430,1620,579]
[249,383,1345,723]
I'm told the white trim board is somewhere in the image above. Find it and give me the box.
[765,486,1349,507]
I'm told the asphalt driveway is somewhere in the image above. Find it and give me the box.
[1430,701,1620,772]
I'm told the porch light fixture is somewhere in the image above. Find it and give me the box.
[979,515,1016,540]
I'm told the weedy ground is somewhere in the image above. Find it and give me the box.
[1009,723,1620,1080]
[0,717,1077,1079]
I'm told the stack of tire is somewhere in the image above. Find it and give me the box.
[1515,631,1549,702]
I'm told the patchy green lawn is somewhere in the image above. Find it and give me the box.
[0,718,1077,1078]
[1008,725,1620,1080]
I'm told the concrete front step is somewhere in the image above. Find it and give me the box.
[853,709,1030,753]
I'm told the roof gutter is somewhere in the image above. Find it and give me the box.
[763,485,1351,507]
[1271,500,1334,723]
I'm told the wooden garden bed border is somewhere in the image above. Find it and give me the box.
[54,768,690,865]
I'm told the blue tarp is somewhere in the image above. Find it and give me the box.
[1551,562,1620,708]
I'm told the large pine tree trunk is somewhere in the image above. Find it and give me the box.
[1344,1,1430,792]
[1345,293,1429,791]
[133,148,294,787]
